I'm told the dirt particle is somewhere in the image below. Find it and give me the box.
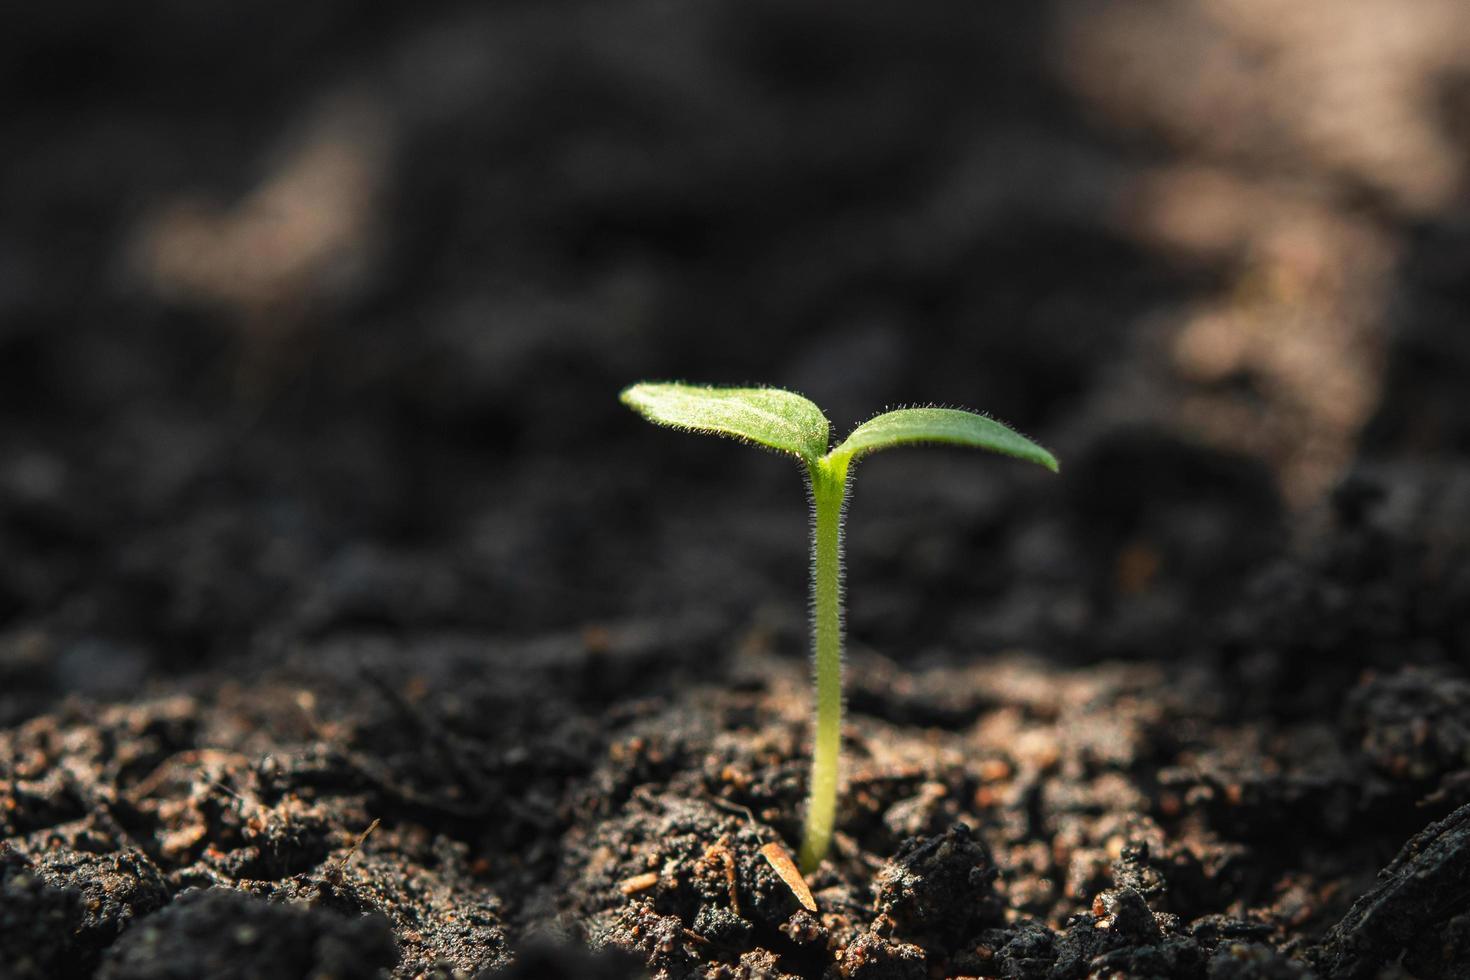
[873,824,1003,952]
[95,888,397,980]
[840,931,926,980]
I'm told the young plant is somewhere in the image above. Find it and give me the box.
[620,382,1058,872]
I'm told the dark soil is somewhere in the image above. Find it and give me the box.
[3,1,1470,978]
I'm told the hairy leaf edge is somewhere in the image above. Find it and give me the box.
[828,405,1059,472]
[619,381,830,465]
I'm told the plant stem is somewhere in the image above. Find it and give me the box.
[798,454,849,873]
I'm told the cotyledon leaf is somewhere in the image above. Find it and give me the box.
[619,382,830,465]
[831,407,1058,471]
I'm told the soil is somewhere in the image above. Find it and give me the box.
[3,1,1470,978]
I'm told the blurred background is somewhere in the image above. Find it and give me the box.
[2,0,1468,724]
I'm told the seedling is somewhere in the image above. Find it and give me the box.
[620,382,1058,871]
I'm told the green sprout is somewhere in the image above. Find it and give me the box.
[620,382,1058,872]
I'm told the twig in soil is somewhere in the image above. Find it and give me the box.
[707,796,760,829]
[340,817,380,867]
[703,835,742,917]
[618,871,660,895]
[319,817,381,891]
[124,749,253,802]
[622,382,1058,873]
[205,777,253,808]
